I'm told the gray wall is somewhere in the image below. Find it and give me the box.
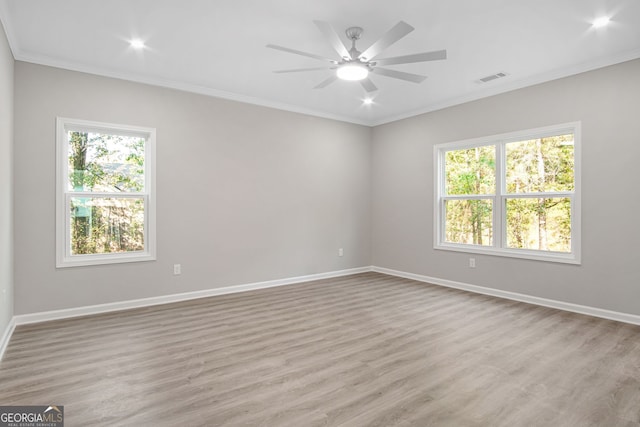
[13,62,372,314]
[11,57,640,318]
[0,21,14,335]
[372,59,640,316]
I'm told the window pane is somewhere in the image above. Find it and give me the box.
[67,131,145,192]
[506,198,571,252]
[506,134,574,193]
[70,197,145,255]
[445,199,493,246]
[445,145,495,195]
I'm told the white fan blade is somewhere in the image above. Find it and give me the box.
[314,20,351,59]
[266,44,336,63]
[360,78,378,92]
[314,75,338,89]
[375,50,447,66]
[372,67,426,83]
[274,67,332,73]
[359,21,414,61]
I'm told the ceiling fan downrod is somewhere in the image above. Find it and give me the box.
[345,26,364,60]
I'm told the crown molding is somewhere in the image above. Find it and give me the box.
[371,47,640,126]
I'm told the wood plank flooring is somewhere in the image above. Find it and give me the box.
[1,272,639,426]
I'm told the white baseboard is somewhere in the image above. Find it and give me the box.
[13,266,373,326]
[5,264,638,363]
[372,266,640,326]
[0,317,16,362]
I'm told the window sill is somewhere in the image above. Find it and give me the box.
[56,252,156,268]
[434,243,580,265]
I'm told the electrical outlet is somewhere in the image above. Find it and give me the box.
[173,264,181,275]
[338,248,344,257]
[469,258,476,268]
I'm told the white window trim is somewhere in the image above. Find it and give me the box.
[56,117,156,268]
[434,122,581,264]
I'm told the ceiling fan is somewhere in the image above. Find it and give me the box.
[266,20,447,92]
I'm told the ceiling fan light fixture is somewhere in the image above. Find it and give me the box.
[336,63,369,81]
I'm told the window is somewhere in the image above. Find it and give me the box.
[56,118,156,267]
[434,122,580,264]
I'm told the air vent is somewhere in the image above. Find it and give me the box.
[476,72,509,84]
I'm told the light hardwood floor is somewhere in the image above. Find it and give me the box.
[1,272,639,426]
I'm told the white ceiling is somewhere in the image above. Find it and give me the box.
[1,0,639,126]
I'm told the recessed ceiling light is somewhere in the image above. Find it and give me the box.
[363,98,374,105]
[592,16,610,28]
[130,39,145,49]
